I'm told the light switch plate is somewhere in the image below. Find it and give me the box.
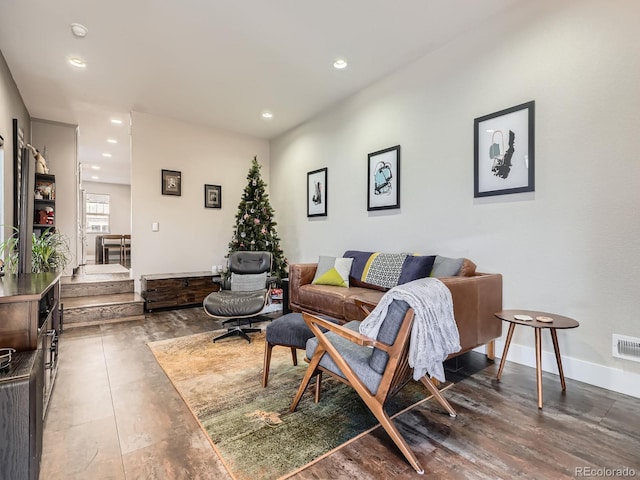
[152,222,159,232]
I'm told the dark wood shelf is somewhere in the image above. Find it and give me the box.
[141,272,221,311]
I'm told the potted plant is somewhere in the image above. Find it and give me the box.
[0,227,71,274]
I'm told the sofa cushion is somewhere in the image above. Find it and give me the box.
[312,256,353,287]
[297,284,372,319]
[343,251,385,291]
[431,256,464,277]
[343,250,409,290]
[397,255,436,285]
[431,256,478,277]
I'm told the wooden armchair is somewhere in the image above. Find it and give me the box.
[290,299,456,474]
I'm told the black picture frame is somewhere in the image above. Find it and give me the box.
[307,168,327,217]
[204,184,222,208]
[162,169,181,196]
[367,145,400,211]
[474,101,535,198]
[12,119,25,227]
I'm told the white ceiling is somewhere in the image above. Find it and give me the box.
[0,0,523,185]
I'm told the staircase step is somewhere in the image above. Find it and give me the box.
[61,293,145,328]
[61,277,134,298]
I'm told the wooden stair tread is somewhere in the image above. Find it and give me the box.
[61,293,145,309]
[61,274,132,284]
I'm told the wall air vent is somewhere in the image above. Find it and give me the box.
[612,334,640,363]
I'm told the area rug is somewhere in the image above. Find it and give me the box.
[148,330,451,480]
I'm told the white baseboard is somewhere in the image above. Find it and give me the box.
[473,340,640,399]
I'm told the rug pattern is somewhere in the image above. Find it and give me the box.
[148,331,445,480]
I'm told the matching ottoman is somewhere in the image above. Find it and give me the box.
[262,312,338,387]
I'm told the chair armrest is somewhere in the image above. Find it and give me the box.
[354,298,377,316]
[303,312,374,346]
[302,312,392,352]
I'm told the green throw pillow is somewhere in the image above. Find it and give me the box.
[312,256,354,287]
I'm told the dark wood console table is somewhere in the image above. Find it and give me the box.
[0,272,62,480]
[141,271,221,311]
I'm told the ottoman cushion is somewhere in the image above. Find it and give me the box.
[266,312,339,348]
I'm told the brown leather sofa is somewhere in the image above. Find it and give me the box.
[288,262,503,358]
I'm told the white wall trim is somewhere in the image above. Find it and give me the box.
[475,340,640,399]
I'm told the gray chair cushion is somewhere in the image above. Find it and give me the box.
[369,300,410,374]
[230,272,268,292]
[306,320,384,395]
[203,289,268,317]
[266,312,339,349]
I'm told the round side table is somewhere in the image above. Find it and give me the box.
[495,310,579,409]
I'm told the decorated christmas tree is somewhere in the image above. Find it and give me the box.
[228,157,288,278]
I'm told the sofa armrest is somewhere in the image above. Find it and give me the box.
[440,273,503,353]
[289,263,318,309]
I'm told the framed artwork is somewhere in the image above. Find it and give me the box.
[307,167,327,217]
[162,169,181,196]
[204,184,222,208]
[12,119,25,227]
[367,145,400,211]
[474,101,535,197]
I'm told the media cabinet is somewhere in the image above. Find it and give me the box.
[141,271,221,311]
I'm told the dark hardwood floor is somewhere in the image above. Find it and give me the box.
[40,307,640,479]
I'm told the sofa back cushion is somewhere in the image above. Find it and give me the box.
[397,255,436,285]
[344,250,386,291]
[431,256,477,277]
[344,250,476,290]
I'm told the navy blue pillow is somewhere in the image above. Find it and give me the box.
[397,255,436,285]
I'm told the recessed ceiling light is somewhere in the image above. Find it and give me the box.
[70,23,88,39]
[261,111,273,120]
[333,58,348,69]
[111,119,123,125]
[68,57,87,69]
[107,138,117,144]
[91,165,101,170]
[102,153,112,158]
[91,175,99,180]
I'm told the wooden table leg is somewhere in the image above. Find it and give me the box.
[550,328,567,391]
[497,323,516,381]
[535,328,543,409]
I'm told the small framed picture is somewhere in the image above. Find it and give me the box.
[367,145,400,211]
[307,168,327,217]
[162,169,182,196]
[474,101,535,197]
[204,184,222,208]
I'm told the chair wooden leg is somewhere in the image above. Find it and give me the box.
[290,350,324,412]
[419,377,457,417]
[369,403,425,475]
[290,347,298,366]
[262,342,273,388]
[314,372,322,403]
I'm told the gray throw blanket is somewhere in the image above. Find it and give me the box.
[359,277,461,382]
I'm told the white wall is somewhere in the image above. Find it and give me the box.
[0,50,30,240]
[83,181,131,261]
[270,0,640,392]
[130,112,269,290]
[31,119,78,274]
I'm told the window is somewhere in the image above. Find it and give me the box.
[86,193,110,233]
